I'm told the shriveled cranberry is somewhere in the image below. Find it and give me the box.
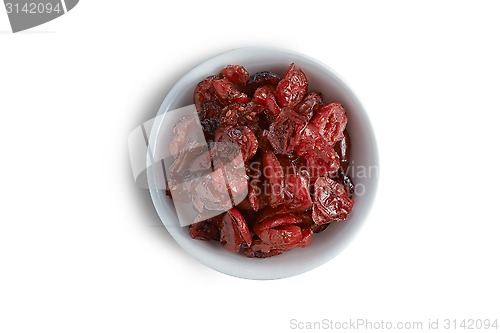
[191,167,232,212]
[194,75,218,113]
[267,108,307,155]
[253,214,302,248]
[199,100,223,139]
[310,102,347,143]
[220,208,252,252]
[244,237,285,258]
[221,154,249,207]
[255,204,290,224]
[168,116,197,156]
[297,125,340,180]
[312,177,354,225]
[275,63,308,108]
[236,102,265,132]
[295,92,323,121]
[200,99,223,121]
[284,173,313,212]
[247,158,265,211]
[252,86,275,106]
[262,151,285,207]
[264,93,281,119]
[213,77,250,104]
[188,219,221,241]
[246,71,282,94]
[218,103,243,127]
[220,65,249,86]
[215,126,258,162]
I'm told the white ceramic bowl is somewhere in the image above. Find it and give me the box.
[147,47,379,279]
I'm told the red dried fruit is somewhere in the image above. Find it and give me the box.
[246,71,282,94]
[284,173,313,212]
[215,126,258,162]
[191,167,232,212]
[255,204,290,224]
[188,218,221,241]
[253,214,302,248]
[295,92,323,121]
[194,75,218,113]
[247,158,265,211]
[310,102,347,143]
[218,103,242,127]
[236,102,265,132]
[312,177,354,225]
[264,93,281,119]
[275,63,308,108]
[168,116,197,156]
[220,208,252,252]
[220,65,249,86]
[252,86,275,106]
[213,77,250,104]
[262,151,285,207]
[200,99,224,120]
[267,108,307,155]
[297,125,340,180]
[244,237,285,258]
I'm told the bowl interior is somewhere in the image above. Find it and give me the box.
[147,47,378,279]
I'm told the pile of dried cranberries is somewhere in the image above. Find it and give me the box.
[166,64,355,258]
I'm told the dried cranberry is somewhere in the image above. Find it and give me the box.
[310,102,347,143]
[295,92,323,121]
[188,218,221,241]
[252,86,275,106]
[194,75,218,113]
[213,77,250,104]
[262,151,285,207]
[220,65,249,86]
[220,208,252,252]
[284,173,313,212]
[247,158,265,211]
[246,71,281,94]
[191,167,232,212]
[312,177,354,225]
[255,204,290,224]
[168,116,197,156]
[253,214,302,248]
[244,237,285,258]
[267,108,307,155]
[200,99,223,121]
[297,125,340,180]
[275,63,308,108]
[215,126,258,162]
[236,102,265,131]
[264,93,281,119]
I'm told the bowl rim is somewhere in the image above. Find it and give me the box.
[147,46,379,279]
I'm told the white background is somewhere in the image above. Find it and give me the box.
[1,1,499,332]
